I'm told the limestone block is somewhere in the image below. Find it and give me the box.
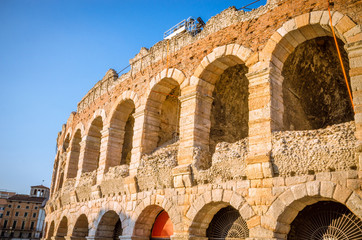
[333,184,352,203]
[346,192,362,217]
[306,181,320,196]
[213,45,226,58]
[222,190,233,203]
[316,172,331,181]
[239,203,255,220]
[211,189,223,202]
[310,11,323,24]
[320,181,336,198]
[246,163,263,179]
[279,190,294,206]
[291,184,307,200]
[295,13,310,28]
[229,193,244,210]
[336,16,357,35]
[262,162,274,178]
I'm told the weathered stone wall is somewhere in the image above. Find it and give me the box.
[272,121,357,177]
[45,0,362,239]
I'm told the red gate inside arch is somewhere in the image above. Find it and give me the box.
[151,211,173,239]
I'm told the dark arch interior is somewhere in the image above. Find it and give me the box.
[96,211,122,240]
[121,109,135,165]
[73,214,89,238]
[68,129,81,178]
[210,64,249,154]
[83,116,103,172]
[282,36,353,131]
[206,206,249,240]
[56,217,68,238]
[288,201,362,239]
[158,85,181,147]
[47,222,55,240]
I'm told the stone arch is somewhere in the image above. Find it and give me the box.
[107,97,136,169]
[94,210,122,239]
[186,44,252,167]
[187,189,255,238]
[89,201,127,238]
[47,221,55,240]
[132,205,173,239]
[50,152,60,195]
[62,133,71,152]
[66,128,82,178]
[264,182,362,238]
[126,195,182,238]
[82,113,105,173]
[261,11,360,131]
[56,216,68,239]
[72,214,89,239]
[142,69,186,154]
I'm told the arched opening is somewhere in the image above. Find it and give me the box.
[282,36,353,130]
[47,221,54,240]
[95,211,122,240]
[144,78,181,153]
[57,172,64,191]
[134,205,173,239]
[67,129,82,178]
[207,206,249,240]
[51,153,60,194]
[209,63,249,154]
[288,201,362,239]
[108,100,135,167]
[83,116,103,173]
[72,214,89,239]
[56,217,68,239]
[63,134,70,152]
[151,211,173,240]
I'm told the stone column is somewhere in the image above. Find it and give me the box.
[96,126,119,184]
[129,109,146,176]
[177,85,213,167]
[245,67,277,180]
[75,137,87,185]
[174,85,213,188]
[347,40,362,171]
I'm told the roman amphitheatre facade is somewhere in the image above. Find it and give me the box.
[45,0,362,239]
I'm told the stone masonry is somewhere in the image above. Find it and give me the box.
[45,0,362,239]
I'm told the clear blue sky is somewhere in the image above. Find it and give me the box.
[0,0,266,194]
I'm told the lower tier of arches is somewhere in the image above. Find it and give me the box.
[44,171,362,240]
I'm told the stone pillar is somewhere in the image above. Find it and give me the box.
[75,137,87,185]
[347,40,362,172]
[96,126,120,184]
[177,84,213,167]
[129,109,146,176]
[245,67,276,180]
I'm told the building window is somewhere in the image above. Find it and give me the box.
[19,232,22,238]
[1,231,4,236]
[32,213,36,218]
[21,221,25,230]
[24,212,28,217]
[15,212,19,217]
[17,205,20,209]
[28,233,32,238]
[25,206,29,209]
[8,204,11,208]
[34,206,38,210]
[12,220,17,229]
[3,220,7,228]
[6,211,10,216]
[30,221,34,230]
[0,213,3,218]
